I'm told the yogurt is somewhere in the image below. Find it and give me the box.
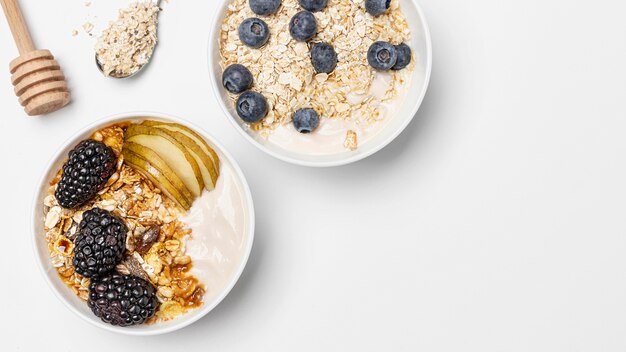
[182,154,249,300]
[260,71,413,155]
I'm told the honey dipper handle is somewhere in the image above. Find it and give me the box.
[0,0,35,54]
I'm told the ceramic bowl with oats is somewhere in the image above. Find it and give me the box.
[31,112,255,335]
[208,0,431,167]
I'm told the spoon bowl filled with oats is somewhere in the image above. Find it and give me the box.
[209,0,432,166]
[31,112,254,335]
[95,0,161,78]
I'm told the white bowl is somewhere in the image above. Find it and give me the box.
[31,112,255,335]
[208,0,432,167]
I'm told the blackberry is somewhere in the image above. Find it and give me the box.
[55,139,116,209]
[88,273,159,326]
[72,208,127,278]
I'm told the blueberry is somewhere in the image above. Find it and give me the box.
[367,41,397,70]
[236,91,268,123]
[298,0,328,12]
[289,11,317,42]
[222,64,253,94]
[293,108,320,133]
[248,0,281,16]
[365,0,390,16]
[310,42,337,73]
[392,43,412,70]
[238,18,270,48]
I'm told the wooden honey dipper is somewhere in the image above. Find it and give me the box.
[1,0,70,116]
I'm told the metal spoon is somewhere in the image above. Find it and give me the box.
[96,0,161,78]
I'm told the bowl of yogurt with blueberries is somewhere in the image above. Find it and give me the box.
[209,0,432,166]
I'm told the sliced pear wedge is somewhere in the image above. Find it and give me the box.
[122,148,193,210]
[122,141,195,202]
[141,120,220,188]
[149,128,217,191]
[125,124,204,197]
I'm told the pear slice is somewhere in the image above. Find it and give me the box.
[148,128,216,191]
[122,148,193,210]
[125,124,204,197]
[141,120,220,188]
[122,141,195,202]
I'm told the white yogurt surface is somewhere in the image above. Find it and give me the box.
[261,71,413,155]
[181,157,248,300]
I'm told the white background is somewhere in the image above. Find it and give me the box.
[1,0,625,351]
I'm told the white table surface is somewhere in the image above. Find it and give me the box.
[2,0,625,350]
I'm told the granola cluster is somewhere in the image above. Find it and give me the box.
[219,0,414,146]
[95,1,159,77]
[43,123,204,324]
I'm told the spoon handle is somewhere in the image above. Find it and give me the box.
[0,0,35,54]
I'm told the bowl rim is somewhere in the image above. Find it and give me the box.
[30,111,256,336]
[207,0,432,167]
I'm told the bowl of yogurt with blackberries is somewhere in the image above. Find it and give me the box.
[209,0,432,166]
[32,113,254,335]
